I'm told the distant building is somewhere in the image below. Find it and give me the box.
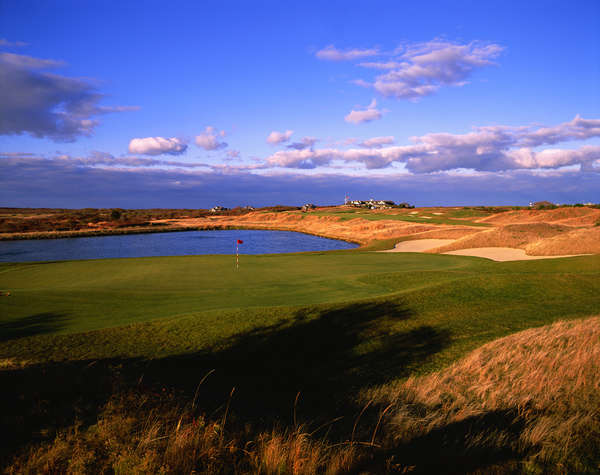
[210,206,229,213]
[348,199,397,209]
[301,203,316,211]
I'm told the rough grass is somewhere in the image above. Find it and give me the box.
[478,206,600,226]
[427,223,573,254]
[373,316,600,473]
[525,226,600,255]
[5,317,599,474]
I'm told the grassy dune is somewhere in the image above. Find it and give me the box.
[376,316,600,473]
[1,251,599,472]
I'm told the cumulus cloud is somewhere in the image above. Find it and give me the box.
[372,40,503,99]
[511,115,600,147]
[128,137,187,156]
[315,45,379,61]
[0,52,138,141]
[324,39,503,100]
[287,137,318,150]
[195,126,228,150]
[267,129,294,145]
[226,149,241,159]
[263,116,600,173]
[344,99,383,124]
[359,136,395,148]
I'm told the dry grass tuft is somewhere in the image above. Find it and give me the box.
[427,223,573,254]
[5,392,365,474]
[525,226,600,255]
[373,316,600,473]
[5,317,599,473]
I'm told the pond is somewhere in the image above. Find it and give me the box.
[0,229,358,262]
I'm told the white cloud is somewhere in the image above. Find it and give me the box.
[128,137,188,156]
[359,136,395,148]
[315,45,379,61]
[263,116,600,173]
[321,39,503,101]
[371,40,503,99]
[195,126,228,150]
[344,99,383,124]
[267,129,294,145]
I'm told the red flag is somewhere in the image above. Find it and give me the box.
[237,239,243,244]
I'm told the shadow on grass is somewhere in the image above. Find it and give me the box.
[0,313,67,343]
[0,299,451,464]
[367,407,528,474]
[142,300,450,422]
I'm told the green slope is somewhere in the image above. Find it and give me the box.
[1,252,599,373]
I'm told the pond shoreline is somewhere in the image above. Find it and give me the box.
[0,228,360,263]
[0,223,365,247]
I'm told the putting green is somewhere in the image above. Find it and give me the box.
[0,251,475,334]
[1,252,599,370]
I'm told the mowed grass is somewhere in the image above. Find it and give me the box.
[1,251,599,372]
[0,252,472,336]
[302,208,491,226]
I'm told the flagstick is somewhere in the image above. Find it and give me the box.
[236,241,239,269]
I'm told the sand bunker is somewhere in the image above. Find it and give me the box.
[382,239,455,252]
[443,247,587,262]
[383,239,588,261]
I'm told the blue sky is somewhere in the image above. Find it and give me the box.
[1,0,599,207]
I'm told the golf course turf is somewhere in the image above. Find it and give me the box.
[2,249,599,368]
[1,249,599,472]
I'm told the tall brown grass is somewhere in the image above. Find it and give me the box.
[525,226,600,255]
[373,315,600,473]
[5,391,367,474]
[427,223,572,254]
[6,317,599,473]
